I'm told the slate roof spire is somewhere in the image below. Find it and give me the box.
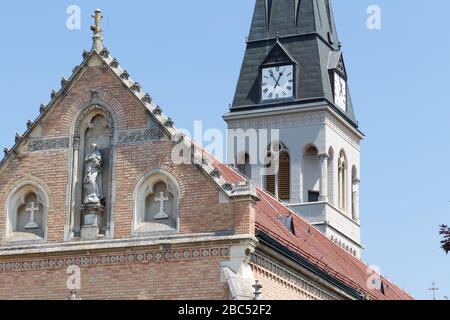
[91,9,104,52]
[250,0,339,44]
[230,0,357,127]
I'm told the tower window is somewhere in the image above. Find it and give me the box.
[278,150,291,200]
[265,143,290,201]
[236,153,251,178]
[303,145,320,203]
[308,191,320,203]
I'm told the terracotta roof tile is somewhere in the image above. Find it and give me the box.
[212,159,413,300]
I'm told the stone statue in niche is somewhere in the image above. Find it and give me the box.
[79,113,111,240]
[83,143,103,205]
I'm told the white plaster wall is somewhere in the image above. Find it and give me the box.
[324,115,361,221]
[226,106,362,255]
[227,110,328,204]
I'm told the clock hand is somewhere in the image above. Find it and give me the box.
[274,72,284,89]
[270,74,278,83]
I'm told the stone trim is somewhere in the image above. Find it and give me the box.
[2,175,53,245]
[0,246,230,273]
[132,168,181,235]
[128,161,187,199]
[3,175,54,206]
[63,89,126,135]
[227,112,326,131]
[324,114,360,151]
[28,137,70,152]
[118,128,164,145]
[73,103,116,141]
[227,111,360,151]
[250,253,338,300]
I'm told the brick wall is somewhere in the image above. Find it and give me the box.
[0,244,231,300]
[0,63,255,243]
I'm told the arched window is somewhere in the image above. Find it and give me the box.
[133,169,180,235]
[5,183,48,243]
[338,150,347,211]
[236,153,251,178]
[303,145,320,203]
[265,143,290,201]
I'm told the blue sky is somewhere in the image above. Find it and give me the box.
[0,1,449,300]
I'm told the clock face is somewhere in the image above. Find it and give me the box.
[334,72,347,111]
[261,65,294,101]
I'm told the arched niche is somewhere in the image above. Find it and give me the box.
[68,103,116,240]
[303,144,320,203]
[4,183,49,243]
[133,169,180,236]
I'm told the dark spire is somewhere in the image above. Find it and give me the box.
[231,0,357,127]
[248,0,339,44]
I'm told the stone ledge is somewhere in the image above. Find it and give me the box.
[0,233,257,257]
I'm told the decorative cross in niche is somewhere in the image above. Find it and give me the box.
[154,192,169,220]
[25,201,40,230]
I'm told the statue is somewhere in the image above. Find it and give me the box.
[83,144,103,205]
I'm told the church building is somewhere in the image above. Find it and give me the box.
[0,1,412,300]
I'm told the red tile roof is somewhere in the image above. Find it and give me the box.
[212,159,413,300]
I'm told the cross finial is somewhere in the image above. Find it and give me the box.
[91,9,104,51]
[429,282,439,300]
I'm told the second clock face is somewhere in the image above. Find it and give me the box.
[334,72,347,112]
[261,65,294,101]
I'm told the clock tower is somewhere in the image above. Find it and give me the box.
[224,0,364,257]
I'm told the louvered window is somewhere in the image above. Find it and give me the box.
[278,151,290,200]
[264,145,290,201]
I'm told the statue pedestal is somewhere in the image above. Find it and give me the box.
[81,204,105,240]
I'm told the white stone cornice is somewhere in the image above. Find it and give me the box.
[0,234,257,257]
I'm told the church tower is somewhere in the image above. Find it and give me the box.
[224,0,364,257]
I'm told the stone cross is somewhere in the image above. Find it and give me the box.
[154,192,169,220]
[25,201,40,230]
[429,282,439,300]
[91,9,103,51]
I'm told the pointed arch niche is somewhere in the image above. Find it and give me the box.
[4,182,49,243]
[303,145,320,203]
[67,103,116,240]
[133,169,180,236]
